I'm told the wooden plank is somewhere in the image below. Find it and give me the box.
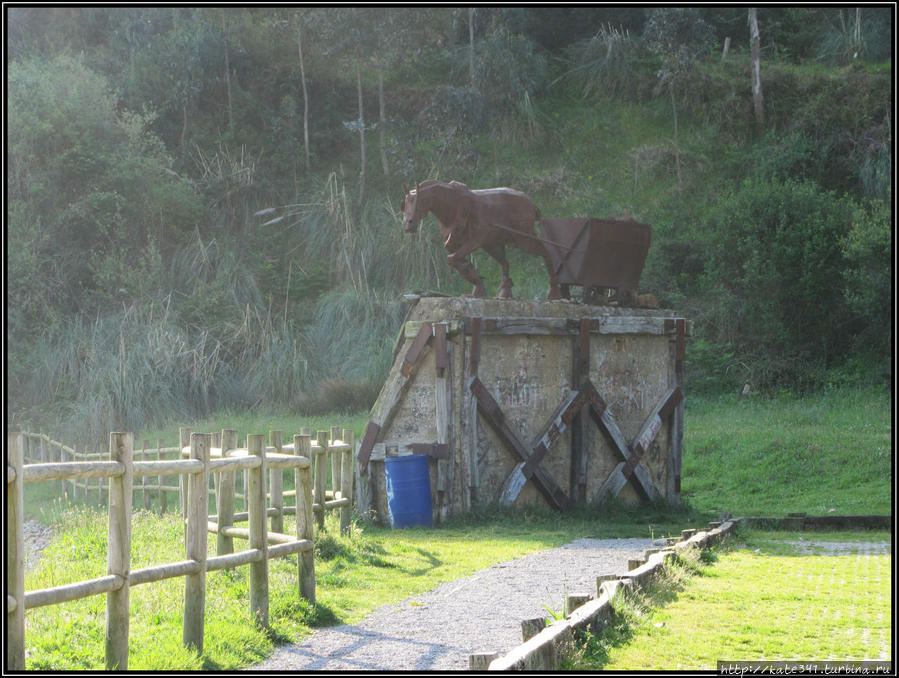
[499,462,527,506]
[7,433,25,670]
[356,421,380,473]
[182,433,209,655]
[435,337,450,520]
[269,431,284,534]
[25,575,124,609]
[217,430,238,556]
[339,429,355,534]
[500,390,584,505]
[294,434,315,603]
[23,461,126,483]
[106,432,133,670]
[471,378,571,511]
[402,321,433,377]
[595,462,629,503]
[247,434,269,629]
[434,322,448,373]
[130,559,202,587]
[205,549,263,573]
[586,382,666,503]
[468,317,481,376]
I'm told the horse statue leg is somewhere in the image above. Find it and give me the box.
[447,241,487,298]
[512,234,562,300]
[483,244,513,299]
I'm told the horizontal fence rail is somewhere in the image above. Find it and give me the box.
[6,426,355,671]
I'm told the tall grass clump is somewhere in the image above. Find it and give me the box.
[561,23,644,100]
[25,300,230,446]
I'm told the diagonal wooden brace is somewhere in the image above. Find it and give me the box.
[587,382,682,503]
[359,322,435,476]
[470,377,572,511]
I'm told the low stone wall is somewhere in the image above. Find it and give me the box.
[474,520,739,671]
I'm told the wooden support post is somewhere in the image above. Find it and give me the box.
[179,427,192,523]
[294,434,315,603]
[314,431,328,530]
[157,439,167,513]
[72,444,81,501]
[217,430,238,556]
[183,433,210,654]
[7,433,25,671]
[330,426,342,501]
[247,434,269,628]
[106,432,133,670]
[469,652,498,670]
[521,617,545,641]
[141,440,150,509]
[340,428,355,534]
[269,431,284,534]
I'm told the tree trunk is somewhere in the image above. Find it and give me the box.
[297,21,310,171]
[357,64,366,206]
[749,8,764,125]
[469,8,476,88]
[378,68,389,177]
[669,83,682,194]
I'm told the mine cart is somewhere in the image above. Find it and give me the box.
[539,218,652,305]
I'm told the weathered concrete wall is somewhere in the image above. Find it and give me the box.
[356,296,688,526]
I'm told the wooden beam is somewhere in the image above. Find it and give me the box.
[471,378,572,511]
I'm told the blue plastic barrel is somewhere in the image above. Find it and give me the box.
[384,454,433,528]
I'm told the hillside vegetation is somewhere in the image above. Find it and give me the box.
[6,7,892,445]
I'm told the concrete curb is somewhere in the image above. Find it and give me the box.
[480,520,739,671]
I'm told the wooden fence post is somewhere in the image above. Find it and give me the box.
[72,444,81,501]
[179,427,192,522]
[138,440,147,509]
[340,428,355,534]
[314,431,328,530]
[217,430,237,556]
[106,432,133,670]
[294,434,315,603]
[247,434,269,628]
[7,432,26,671]
[330,426,342,502]
[269,431,284,534]
[157,439,167,514]
[183,432,210,654]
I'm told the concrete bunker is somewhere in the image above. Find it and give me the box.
[356,296,688,526]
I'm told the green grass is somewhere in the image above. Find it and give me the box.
[20,388,892,669]
[22,502,696,670]
[566,528,892,670]
[681,387,891,516]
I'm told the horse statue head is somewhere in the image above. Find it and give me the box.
[401,183,422,233]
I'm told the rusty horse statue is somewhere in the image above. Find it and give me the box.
[401,180,561,299]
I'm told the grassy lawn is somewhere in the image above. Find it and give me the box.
[19,387,892,669]
[681,387,892,516]
[22,502,695,670]
[566,528,892,670]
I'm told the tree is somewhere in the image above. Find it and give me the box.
[749,8,764,125]
[295,12,311,171]
[643,8,714,191]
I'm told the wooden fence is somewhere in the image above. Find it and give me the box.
[6,426,355,671]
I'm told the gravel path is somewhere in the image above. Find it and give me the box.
[249,537,652,672]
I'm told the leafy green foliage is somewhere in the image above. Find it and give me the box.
[6,7,893,442]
